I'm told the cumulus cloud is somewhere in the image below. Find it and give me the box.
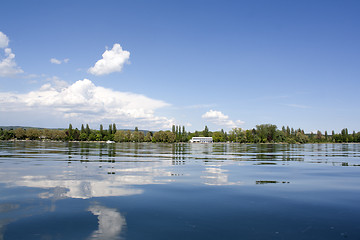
[0,32,23,77]
[0,47,24,77]
[0,32,9,48]
[202,110,244,129]
[0,79,174,129]
[50,58,69,64]
[88,43,130,76]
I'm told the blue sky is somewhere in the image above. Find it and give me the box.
[0,0,359,133]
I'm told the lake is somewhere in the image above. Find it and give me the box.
[0,141,359,239]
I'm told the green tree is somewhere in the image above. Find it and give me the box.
[88,133,96,141]
[14,128,26,140]
[245,130,254,143]
[125,130,131,142]
[73,128,80,141]
[203,126,209,137]
[100,124,104,139]
[316,130,324,142]
[275,130,286,142]
[295,131,308,143]
[144,132,152,142]
[112,123,117,134]
[96,133,102,141]
[286,126,290,137]
[79,133,88,141]
[229,128,245,143]
[0,129,14,140]
[291,128,295,136]
[212,131,225,142]
[68,123,73,140]
[86,124,91,136]
[166,131,176,143]
[177,125,181,142]
[109,124,113,135]
[81,124,85,134]
[341,128,349,142]
[175,125,179,140]
[55,130,67,141]
[27,128,41,140]
[131,127,144,142]
[152,131,175,142]
[256,124,277,142]
[181,126,187,142]
[114,131,126,142]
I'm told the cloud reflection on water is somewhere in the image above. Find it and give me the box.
[88,204,126,240]
[1,161,175,199]
[201,165,244,186]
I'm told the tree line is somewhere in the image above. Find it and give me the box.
[1,123,360,143]
[208,125,360,143]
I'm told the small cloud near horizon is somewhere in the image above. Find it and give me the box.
[284,103,311,109]
[202,110,244,129]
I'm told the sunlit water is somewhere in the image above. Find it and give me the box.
[0,141,360,240]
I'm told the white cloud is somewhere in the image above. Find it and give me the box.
[24,73,40,79]
[184,103,217,109]
[50,58,61,64]
[45,76,69,90]
[88,43,130,76]
[0,78,174,129]
[284,103,310,109]
[50,58,69,64]
[202,110,244,129]
[0,32,23,77]
[0,31,9,48]
[0,47,24,77]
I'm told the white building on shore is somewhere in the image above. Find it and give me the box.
[189,137,213,143]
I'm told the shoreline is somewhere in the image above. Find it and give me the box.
[2,139,360,145]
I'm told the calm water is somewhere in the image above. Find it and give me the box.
[0,142,360,240]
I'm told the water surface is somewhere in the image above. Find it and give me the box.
[0,142,359,239]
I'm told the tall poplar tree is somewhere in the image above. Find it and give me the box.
[100,124,104,138]
[68,123,73,139]
[109,124,113,135]
[86,124,91,136]
[182,126,186,141]
[203,126,209,137]
[113,123,117,134]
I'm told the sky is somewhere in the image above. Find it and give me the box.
[0,0,359,133]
